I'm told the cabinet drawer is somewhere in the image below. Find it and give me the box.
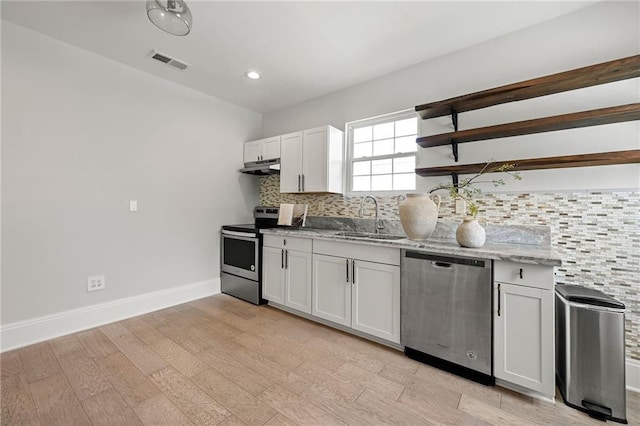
[314,239,400,265]
[494,261,554,290]
[263,235,312,252]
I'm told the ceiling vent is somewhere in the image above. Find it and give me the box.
[148,50,190,71]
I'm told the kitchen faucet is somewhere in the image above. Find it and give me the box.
[359,195,384,233]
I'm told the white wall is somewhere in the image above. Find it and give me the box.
[263,1,640,192]
[1,22,261,325]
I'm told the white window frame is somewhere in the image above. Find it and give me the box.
[345,109,418,197]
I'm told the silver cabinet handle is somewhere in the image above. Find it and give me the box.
[302,174,305,191]
[497,283,501,316]
[285,250,288,269]
[346,259,350,283]
[298,174,301,192]
[281,249,284,269]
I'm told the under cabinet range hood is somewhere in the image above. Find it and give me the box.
[239,158,280,175]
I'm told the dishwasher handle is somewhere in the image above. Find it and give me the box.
[404,250,489,268]
[432,261,452,268]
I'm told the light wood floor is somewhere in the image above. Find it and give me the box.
[2,294,638,425]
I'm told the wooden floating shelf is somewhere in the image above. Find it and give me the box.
[415,55,640,119]
[416,103,640,148]
[415,150,640,177]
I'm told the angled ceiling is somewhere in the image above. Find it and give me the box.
[1,1,594,113]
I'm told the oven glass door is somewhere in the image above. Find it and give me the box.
[221,233,259,281]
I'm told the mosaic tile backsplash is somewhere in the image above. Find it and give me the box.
[260,175,640,361]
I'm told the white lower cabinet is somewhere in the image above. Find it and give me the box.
[285,249,313,313]
[263,246,286,305]
[312,254,351,326]
[312,240,400,344]
[351,260,400,343]
[264,236,556,398]
[494,261,555,398]
[262,236,312,314]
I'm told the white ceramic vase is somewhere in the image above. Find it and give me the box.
[456,218,486,248]
[397,193,441,241]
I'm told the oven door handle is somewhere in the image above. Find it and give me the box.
[221,230,258,241]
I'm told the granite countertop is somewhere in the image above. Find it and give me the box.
[261,227,562,267]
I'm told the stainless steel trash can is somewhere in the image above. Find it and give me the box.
[556,284,627,424]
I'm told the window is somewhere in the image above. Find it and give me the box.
[346,110,418,195]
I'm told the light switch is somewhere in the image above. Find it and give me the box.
[129,200,138,212]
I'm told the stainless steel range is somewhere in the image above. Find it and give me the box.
[220,206,279,305]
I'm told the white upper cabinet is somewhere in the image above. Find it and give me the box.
[243,136,281,163]
[280,125,343,194]
[262,137,281,160]
[280,132,304,193]
[244,140,262,163]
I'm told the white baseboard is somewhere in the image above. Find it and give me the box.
[627,358,640,393]
[0,278,220,352]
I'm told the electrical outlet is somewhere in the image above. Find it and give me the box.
[87,275,105,292]
[455,198,466,215]
[318,201,325,212]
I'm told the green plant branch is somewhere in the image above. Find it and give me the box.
[428,161,522,218]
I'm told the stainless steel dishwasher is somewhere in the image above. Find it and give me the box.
[401,250,494,385]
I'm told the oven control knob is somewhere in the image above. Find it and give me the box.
[251,265,255,271]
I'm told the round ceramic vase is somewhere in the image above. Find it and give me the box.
[397,193,441,241]
[456,218,486,248]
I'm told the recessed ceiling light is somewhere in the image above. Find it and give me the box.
[245,71,261,80]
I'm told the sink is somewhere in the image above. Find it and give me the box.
[333,231,406,240]
[368,235,407,240]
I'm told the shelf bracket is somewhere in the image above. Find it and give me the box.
[451,172,459,191]
[450,107,459,162]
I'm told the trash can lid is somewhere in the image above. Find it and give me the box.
[556,284,625,309]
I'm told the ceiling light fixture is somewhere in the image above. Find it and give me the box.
[245,71,261,80]
[146,0,192,36]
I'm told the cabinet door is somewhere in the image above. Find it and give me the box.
[352,260,400,343]
[301,127,328,192]
[262,136,281,161]
[285,250,312,314]
[262,246,285,305]
[494,282,554,396]
[280,132,303,193]
[312,254,351,326]
[243,140,262,163]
